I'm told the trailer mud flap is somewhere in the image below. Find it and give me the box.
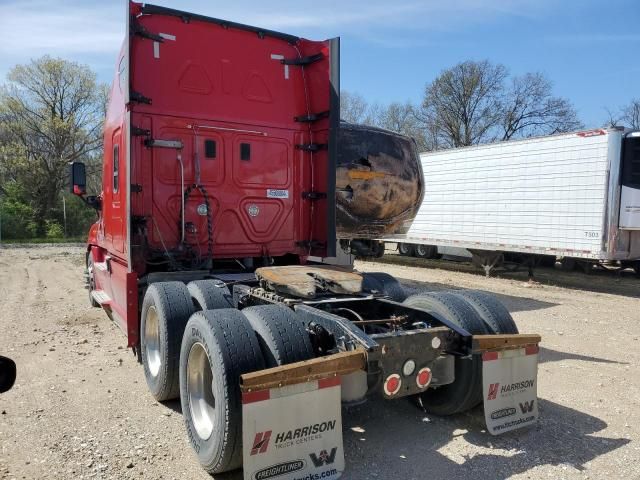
[482,346,539,435]
[242,377,344,480]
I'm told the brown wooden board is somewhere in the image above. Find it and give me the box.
[472,334,541,353]
[240,349,367,392]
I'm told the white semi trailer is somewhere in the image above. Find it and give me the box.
[387,127,640,275]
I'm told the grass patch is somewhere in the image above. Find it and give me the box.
[0,237,85,244]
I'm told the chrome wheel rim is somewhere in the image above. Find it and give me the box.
[187,342,216,440]
[144,305,162,377]
[87,260,95,291]
[416,245,426,256]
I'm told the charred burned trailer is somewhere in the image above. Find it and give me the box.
[70,2,541,478]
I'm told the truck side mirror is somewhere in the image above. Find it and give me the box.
[69,162,87,196]
[0,355,16,393]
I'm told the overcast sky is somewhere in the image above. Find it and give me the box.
[0,0,638,127]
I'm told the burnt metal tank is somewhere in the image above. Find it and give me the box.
[336,122,424,239]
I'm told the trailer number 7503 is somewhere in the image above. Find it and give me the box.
[584,231,599,238]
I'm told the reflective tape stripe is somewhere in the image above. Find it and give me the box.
[525,345,539,356]
[483,351,500,362]
[243,376,340,404]
[242,390,270,404]
[318,376,340,389]
[483,345,539,362]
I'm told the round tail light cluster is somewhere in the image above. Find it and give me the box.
[416,367,432,389]
[383,373,402,396]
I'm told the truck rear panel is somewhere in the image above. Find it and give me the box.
[122,2,339,265]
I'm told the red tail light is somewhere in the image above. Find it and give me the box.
[416,368,432,389]
[383,374,402,396]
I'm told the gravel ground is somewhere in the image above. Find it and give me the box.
[1,245,639,479]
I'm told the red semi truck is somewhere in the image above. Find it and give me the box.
[70,2,541,478]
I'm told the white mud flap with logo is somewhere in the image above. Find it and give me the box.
[482,345,539,435]
[242,376,344,480]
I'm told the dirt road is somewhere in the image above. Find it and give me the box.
[1,246,639,479]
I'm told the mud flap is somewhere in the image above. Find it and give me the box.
[242,377,345,480]
[482,346,539,435]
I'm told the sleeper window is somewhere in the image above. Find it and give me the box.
[113,144,119,192]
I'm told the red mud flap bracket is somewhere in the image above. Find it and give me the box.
[240,350,366,480]
[474,334,541,435]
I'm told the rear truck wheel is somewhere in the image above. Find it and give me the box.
[634,262,640,277]
[577,260,594,274]
[242,305,314,367]
[451,290,518,334]
[86,253,100,308]
[403,292,489,415]
[180,309,265,474]
[398,242,414,256]
[537,254,557,268]
[361,272,407,302]
[140,282,194,401]
[373,241,386,258]
[187,280,233,311]
[560,257,576,271]
[415,244,438,259]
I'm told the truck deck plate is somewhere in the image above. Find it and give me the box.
[255,265,362,298]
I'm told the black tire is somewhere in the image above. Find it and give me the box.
[398,243,414,256]
[560,257,576,271]
[187,280,233,311]
[451,290,518,334]
[577,260,593,275]
[242,305,314,367]
[180,309,265,474]
[140,282,194,401]
[537,254,557,268]
[361,272,407,302]
[415,244,438,259]
[403,292,488,415]
[634,262,640,277]
[86,253,100,308]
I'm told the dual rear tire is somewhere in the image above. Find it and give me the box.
[179,309,264,473]
[398,243,439,259]
[404,289,518,416]
[140,282,195,401]
[361,272,407,302]
[139,282,313,475]
[180,305,314,474]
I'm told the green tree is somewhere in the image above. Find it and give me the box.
[0,56,106,236]
[0,182,36,239]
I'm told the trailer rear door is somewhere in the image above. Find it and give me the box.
[619,134,640,229]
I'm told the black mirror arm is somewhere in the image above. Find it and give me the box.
[83,195,102,211]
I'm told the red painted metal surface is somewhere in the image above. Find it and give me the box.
[86,1,339,345]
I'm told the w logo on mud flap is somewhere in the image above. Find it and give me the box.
[519,400,535,414]
[487,383,500,400]
[251,431,272,455]
[309,447,337,467]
